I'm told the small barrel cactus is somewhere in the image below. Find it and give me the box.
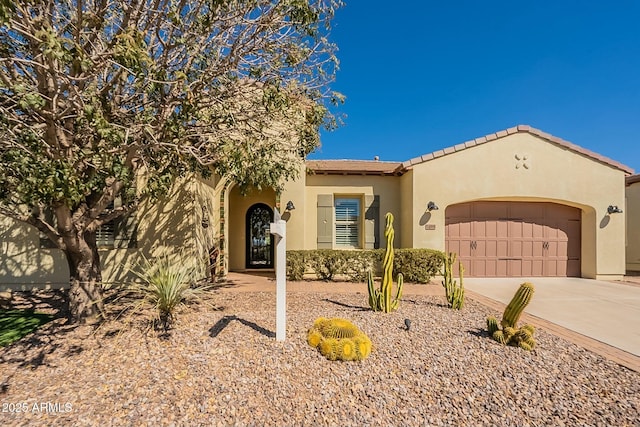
[307,317,372,361]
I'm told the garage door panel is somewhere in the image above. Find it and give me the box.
[510,221,523,238]
[460,222,472,238]
[568,220,581,258]
[473,259,486,276]
[485,221,497,238]
[510,240,522,257]
[460,240,472,257]
[557,241,568,257]
[497,240,508,257]
[497,221,508,238]
[533,223,545,239]
[556,261,567,276]
[447,203,472,218]
[446,201,581,277]
[521,241,533,257]
[509,260,522,276]
[475,202,508,218]
[511,203,544,218]
[447,223,460,238]
[544,260,558,276]
[496,260,508,276]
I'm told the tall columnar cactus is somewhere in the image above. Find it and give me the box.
[367,212,404,312]
[307,318,372,361]
[486,282,537,350]
[500,282,534,329]
[441,252,465,310]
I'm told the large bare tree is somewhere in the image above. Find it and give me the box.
[0,0,343,322]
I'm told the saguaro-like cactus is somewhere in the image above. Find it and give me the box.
[442,252,465,310]
[500,282,534,329]
[486,282,537,350]
[367,212,404,312]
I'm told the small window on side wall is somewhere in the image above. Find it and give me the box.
[335,197,361,248]
[39,201,137,249]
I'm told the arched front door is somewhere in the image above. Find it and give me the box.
[246,203,274,269]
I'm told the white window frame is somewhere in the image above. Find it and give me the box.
[334,196,362,249]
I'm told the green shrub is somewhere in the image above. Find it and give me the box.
[342,249,382,282]
[286,250,307,281]
[393,249,445,283]
[307,249,348,281]
[285,248,443,283]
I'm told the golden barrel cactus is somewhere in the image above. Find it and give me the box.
[307,317,372,361]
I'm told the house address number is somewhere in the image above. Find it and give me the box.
[425,224,436,230]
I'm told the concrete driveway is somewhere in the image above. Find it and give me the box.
[463,277,640,357]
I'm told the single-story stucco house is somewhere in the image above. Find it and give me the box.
[626,174,640,273]
[0,125,635,290]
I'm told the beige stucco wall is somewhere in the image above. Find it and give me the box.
[0,175,221,291]
[399,171,414,248]
[280,164,307,252]
[303,174,402,249]
[227,185,277,271]
[408,132,627,280]
[626,181,640,272]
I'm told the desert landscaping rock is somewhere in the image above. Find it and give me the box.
[1,290,638,426]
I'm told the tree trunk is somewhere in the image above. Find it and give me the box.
[65,229,105,323]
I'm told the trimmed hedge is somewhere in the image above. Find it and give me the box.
[286,248,445,283]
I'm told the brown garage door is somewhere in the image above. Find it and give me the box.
[445,201,581,277]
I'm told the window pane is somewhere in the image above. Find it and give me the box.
[335,198,360,248]
[96,221,115,247]
[335,199,360,221]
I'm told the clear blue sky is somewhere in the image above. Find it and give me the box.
[312,1,640,174]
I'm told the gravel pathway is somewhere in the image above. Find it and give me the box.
[1,290,638,426]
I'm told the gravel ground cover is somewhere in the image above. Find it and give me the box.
[1,289,638,427]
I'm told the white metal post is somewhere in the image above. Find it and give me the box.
[270,209,287,341]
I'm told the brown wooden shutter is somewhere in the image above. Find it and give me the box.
[317,194,333,249]
[364,195,380,249]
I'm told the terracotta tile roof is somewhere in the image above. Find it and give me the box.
[627,174,640,185]
[401,125,634,174]
[306,160,403,176]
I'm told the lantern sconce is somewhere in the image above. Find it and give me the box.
[607,205,623,214]
[286,201,295,211]
[427,201,439,212]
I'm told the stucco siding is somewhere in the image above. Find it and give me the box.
[409,132,627,279]
[303,174,402,249]
[0,175,215,291]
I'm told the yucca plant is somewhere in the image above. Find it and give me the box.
[129,254,208,331]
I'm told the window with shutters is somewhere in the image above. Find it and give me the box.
[39,200,137,249]
[334,197,361,248]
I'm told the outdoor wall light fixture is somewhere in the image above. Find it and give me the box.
[427,201,439,211]
[607,205,623,214]
[286,201,295,211]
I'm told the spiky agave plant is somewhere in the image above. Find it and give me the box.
[130,253,209,331]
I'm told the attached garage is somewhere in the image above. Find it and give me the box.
[445,201,581,277]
